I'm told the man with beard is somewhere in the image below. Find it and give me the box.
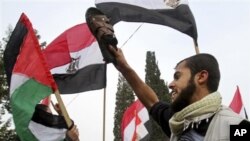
[108,46,250,141]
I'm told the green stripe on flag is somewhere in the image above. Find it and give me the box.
[11,78,53,141]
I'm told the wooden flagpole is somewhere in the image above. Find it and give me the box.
[103,88,106,141]
[194,39,200,54]
[54,89,72,128]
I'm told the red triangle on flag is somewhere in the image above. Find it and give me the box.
[229,86,248,119]
[229,86,243,114]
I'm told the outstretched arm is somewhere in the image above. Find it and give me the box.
[109,46,159,109]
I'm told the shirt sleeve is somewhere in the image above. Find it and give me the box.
[149,101,173,137]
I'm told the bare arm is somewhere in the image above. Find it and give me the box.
[109,46,159,109]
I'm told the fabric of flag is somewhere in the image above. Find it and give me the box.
[29,104,68,141]
[121,99,151,141]
[43,23,106,94]
[95,0,198,45]
[229,86,248,119]
[40,96,51,106]
[3,13,59,140]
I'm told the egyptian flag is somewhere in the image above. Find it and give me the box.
[121,100,151,141]
[3,13,62,140]
[95,0,198,45]
[43,23,106,94]
[229,86,248,119]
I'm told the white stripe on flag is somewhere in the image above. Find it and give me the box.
[51,41,103,74]
[123,118,136,141]
[136,107,149,139]
[136,122,148,140]
[138,107,149,122]
[28,121,67,141]
[123,107,149,141]
[96,0,188,9]
[10,74,29,97]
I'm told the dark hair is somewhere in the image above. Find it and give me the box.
[177,53,220,92]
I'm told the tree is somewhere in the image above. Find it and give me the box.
[0,119,19,141]
[0,25,19,140]
[113,74,135,141]
[34,29,47,48]
[145,51,170,141]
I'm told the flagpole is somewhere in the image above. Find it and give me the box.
[103,88,106,141]
[102,64,108,141]
[194,39,200,54]
[54,89,73,128]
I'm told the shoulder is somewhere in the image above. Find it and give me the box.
[204,106,248,140]
[213,105,245,124]
[149,101,172,117]
[218,106,244,118]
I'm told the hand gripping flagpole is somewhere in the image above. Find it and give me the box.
[54,90,80,140]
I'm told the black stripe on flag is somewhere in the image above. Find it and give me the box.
[32,105,68,129]
[96,2,197,41]
[3,19,28,86]
[53,64,106,94]
[140,120,151,141]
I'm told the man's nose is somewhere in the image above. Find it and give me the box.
[168,81,175,89]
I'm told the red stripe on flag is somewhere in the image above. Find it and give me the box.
[13,13,57,91]
[121,100,145,134]
[66,23,96,52]
[40,96,51,106]
[132,110,142,141]
[229,86,243,114]
[121,100,146,141]
[43,23,96,69]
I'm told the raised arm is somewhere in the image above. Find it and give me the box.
[109,46,159,109]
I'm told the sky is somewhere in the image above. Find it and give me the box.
[1,0,250,140]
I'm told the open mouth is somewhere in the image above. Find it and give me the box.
[170,90,177,96]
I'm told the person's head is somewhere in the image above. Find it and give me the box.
[169,53,220,113]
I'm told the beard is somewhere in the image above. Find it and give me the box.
[170,78,196,113]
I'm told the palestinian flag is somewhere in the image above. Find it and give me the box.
[3,13,60,140]
[229,86,248,119]
[121,100,151,141]
[95,0,198,44]
[43,23,106,94]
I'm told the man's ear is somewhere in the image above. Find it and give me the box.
[197,70,208,84]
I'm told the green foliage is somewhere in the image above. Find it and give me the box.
[0,25,19,140]
[113,74,135,141]
[145,51,170,102]
[34,29,47,48]
[0,118,20,141]
[0,25,12,113]
[145,51,170,141]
